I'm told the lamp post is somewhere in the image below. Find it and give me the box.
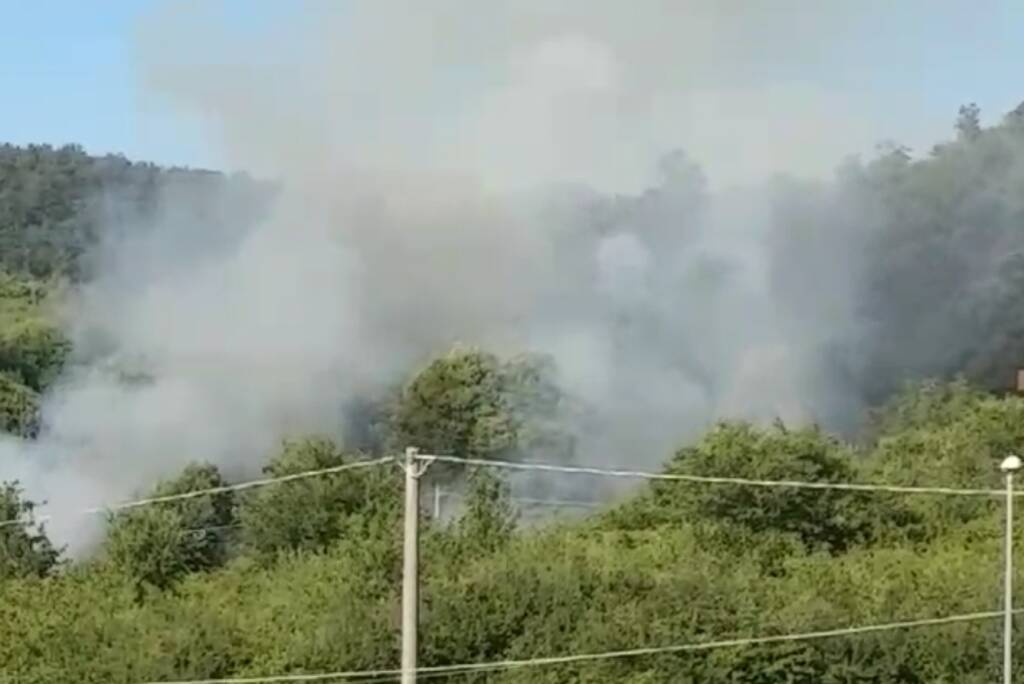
[1002,454,1022,684]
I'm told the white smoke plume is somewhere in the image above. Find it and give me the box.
[3,0,997,548]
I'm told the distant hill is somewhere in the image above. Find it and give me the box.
[0,144,273,432]
[0,143,270,279]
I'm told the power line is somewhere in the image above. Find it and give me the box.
[3,450,1005,534]
[137,609,1015,684]
[437,490,598,510]
[0,457,395,530]
[511,496,597,509]
[322,663,524,684]
[423,454,1007,497]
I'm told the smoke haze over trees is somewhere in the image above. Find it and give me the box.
[4,103,1024,543]
[4,1,1024,679]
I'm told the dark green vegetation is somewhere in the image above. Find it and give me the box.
[781,103,1024,401]
[5,106,1024,681]
[0,143,268,437]
[2,384,1023,682]
[0,143,269,280]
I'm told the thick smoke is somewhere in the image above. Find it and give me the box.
[5,1,1021,546]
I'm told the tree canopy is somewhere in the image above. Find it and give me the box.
[3,379,1024,681]
[0,143,269,279]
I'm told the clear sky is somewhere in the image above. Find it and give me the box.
[0,1,206,166]
[1,1,1022,175]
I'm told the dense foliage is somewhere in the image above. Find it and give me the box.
[0,143,269,280]
[391,348,577,463]
[105,464,236,593]
[0,482,60,581]
[798,105,1024,399]
[2,382,1023,682]
[0,272,68,436]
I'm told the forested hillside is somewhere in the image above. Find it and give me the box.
[0,144,268,279]
[0,143,269,448]
[6,105,1024,682]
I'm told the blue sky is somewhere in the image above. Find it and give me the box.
[0,0,294,168]
[1,1,1022,173]
[0,1,205,166]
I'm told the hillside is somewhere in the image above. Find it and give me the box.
[0,144,270,439]
[0,143,268,280]
[5,106,1024,681]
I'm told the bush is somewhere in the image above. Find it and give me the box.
[0,273,70,392]
[0,372,39,437]
[237,438,400,560]
[608,422,915,551]
[0,481,60,580]
[104,463,234,592]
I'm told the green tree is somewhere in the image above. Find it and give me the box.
[0,272,69,424]
[392,347,575,464]
[237,438,399,560]
[863,380,1024,537]
[868,377,987,439]
[436,469,517,560]
[393,348,517,459]
[613,422,909,551]
[105,463,234,592]
[0,372,39,437]
[0,482,60,580]
[105,506,198,593]
[0,143,271,279]
[0,315,69,392]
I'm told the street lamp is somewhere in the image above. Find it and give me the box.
[1002,454,1022,684]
